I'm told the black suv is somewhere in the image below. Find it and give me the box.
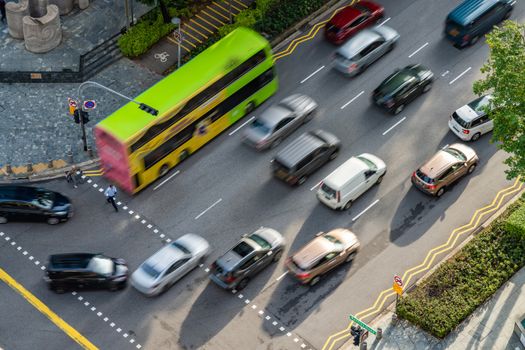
[209,227,285,290]
[0,185,73,224]
[45,253,128,293]
[372,64,434,115]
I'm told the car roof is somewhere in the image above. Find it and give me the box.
[216,238,259,272]
[274,131,328,168]
[448,0,502,26]
[377,67,416,95]
[338,29,382,58]
[420,149,461,179]
[258,105,293,127]
[323,157,368,189]
[330,5,364,28]
[0,185,50,201]
[456,95,492,122]
[48,253,98,270]
[143,244,186,273]
[292,235,335,270]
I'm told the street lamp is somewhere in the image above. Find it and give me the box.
[76,81,159,151]
[171,17,181,69]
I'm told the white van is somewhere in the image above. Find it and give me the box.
[317,153,386,210]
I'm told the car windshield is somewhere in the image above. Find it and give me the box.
[377,71,412,95]
[88,256,114,276]
[467,95,491,114]
[356,156,377,170]
[232,241,254,258]
[250,119,271,134]
[416,169,435,184]
[249,234,271,250]
[452,112,470,128]
[31,190,55,209]
[171,242,191,255]
[321,183,337,199]
[141,262,162,279]
[444,147,467,161]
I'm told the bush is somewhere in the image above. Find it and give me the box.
[396,196,525,339]
[506,201,525,236]
[118,14,175,57]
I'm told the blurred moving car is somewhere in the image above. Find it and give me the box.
[243,94,318,150]
[272,130,341,186]
[0,185,73,224]
[333,25,399,77]
[209,227,285,290]
[45,253,128,293]
[286,228,360,286]
[449,95,493,141]
[445,0,513,48]
[372,64,434,115]
[317,153,386,210]
[131,234,210,296]
[325,0,385,44]
[411,143,478,197]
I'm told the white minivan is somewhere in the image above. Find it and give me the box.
[317,153,386,210]
[448,95,493,141]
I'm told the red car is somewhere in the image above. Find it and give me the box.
[325,1,385,44]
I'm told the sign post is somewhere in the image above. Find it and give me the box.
[393,275,404,304]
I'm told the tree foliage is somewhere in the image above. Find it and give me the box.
[473,21,525,180]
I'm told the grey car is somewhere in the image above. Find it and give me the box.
[333,25,399,77]
[242,94,318,150]
[208,227,285,290]
[131,233,210,296]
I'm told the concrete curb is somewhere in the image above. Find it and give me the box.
[359,185,525,343]
[0,158,101,184]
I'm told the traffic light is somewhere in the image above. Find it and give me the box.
[80,110,90,124]
[73,109,80,124]
[139,103,159,116]
[351,325,361,346]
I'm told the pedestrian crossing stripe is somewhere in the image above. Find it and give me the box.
[195,14,220,30]
[167,36,192,51]
[206,5,229,21]
[181,28,203,44]
[185,23,208,40]
[227,1,243,12]
[190,18,214,35]
[232,0,248,8]
[201,9,225,25]
[212,2,232,18]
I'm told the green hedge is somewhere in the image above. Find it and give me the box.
[396,195,525,339]
[118,14,175,57]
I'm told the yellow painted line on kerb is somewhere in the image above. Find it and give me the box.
[0,268,98,350]
[321,177,523,350]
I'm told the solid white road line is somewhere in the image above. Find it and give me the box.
[441,70,450,77]
[310,181,322,191]
[352,199,380,222]
[300,65,325,84]
[340,91,365,109]
[195,198,223,220]
[449,67,472,85]
[229,116,255,136]
[377,17,391,27]
[276,271,288,281]
[408,42,429,58]
[382,117,406,136]
[153,170,180,190]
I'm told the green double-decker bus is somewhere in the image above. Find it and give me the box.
[95,27,278,193]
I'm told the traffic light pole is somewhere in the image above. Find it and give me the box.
[76,81,159,152]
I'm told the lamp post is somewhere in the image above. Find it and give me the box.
[171,17,181,69]
[76,81,159,151]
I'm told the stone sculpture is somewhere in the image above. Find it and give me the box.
[5,0,90,53]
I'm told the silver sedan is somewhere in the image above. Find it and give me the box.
[242,94,318,150]
[131,233,210,296]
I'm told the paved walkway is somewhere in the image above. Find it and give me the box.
[134,0,254,74]
[341,267,525,350]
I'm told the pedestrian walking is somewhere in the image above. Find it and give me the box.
[0,0,6,24]
[104,184,118,212]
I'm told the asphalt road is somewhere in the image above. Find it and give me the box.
[1,0,524,349]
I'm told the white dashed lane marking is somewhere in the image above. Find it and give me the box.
[228,116,255,136]
[408,42,429,58]
[382,117,406,136]
[300,65,325,84]
[449,66,472,85]
[195,198,223,220]
[340,91,365,110]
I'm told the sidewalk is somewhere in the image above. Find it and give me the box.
[341,267,525,350]
[134,0,253,75]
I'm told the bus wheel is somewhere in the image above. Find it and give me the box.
[159,164,170,177]
[245,101,256,115]
[179,149,190,162]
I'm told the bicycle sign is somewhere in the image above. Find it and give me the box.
[154,51,170,63]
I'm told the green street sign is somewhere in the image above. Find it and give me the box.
[349,314,377,335]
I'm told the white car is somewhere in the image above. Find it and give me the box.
[448,95,493,141]
[131,233,210,296]
[317,153,386,210]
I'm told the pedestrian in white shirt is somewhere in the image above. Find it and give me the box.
[104,184,118,212]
